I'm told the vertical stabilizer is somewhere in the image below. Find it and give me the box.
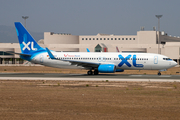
[116,46,120,52]
[14,22,44,54]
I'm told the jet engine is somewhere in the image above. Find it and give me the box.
[98,64,116,73]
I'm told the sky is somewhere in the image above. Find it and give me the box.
[1,0,180,36]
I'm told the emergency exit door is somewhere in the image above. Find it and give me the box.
[154,56,158,64]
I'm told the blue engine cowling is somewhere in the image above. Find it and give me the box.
[116,69,124,72]
[98,64,116,73]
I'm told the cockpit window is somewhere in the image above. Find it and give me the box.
[163,58,172,61]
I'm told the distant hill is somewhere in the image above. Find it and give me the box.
[0,25,43,43]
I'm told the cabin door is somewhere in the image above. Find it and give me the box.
[40,55,43,63]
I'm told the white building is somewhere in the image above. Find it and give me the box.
[1,30,180,65]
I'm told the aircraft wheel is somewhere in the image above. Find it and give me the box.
[158,72,161,76]
[94,70,99,75]
[87,71,93,75]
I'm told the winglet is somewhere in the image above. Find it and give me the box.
[86,48,90,52]
[46,47,56,59]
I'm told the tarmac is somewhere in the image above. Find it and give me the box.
[0,73,180,82]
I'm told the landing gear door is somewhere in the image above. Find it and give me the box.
[154,56,158,64]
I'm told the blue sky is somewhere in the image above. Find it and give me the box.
[1,0,180,36]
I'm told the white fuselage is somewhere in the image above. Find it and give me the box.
[30,52,177,71]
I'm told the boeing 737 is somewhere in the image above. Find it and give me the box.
[13,22,177,75]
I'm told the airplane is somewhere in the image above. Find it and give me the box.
[86,46,118,52]
[13,22,177,75]
[86,48,90,52]
[86,46,119,52]
[116,46,120,52]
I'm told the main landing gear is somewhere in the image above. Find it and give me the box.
[87,70,99,75]
[94,70,99,75]
[87,70,93,75]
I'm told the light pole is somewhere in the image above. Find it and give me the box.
[155,15,163,54]
[22,16,29,28]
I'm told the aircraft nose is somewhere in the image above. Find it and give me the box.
[172,61,178,67]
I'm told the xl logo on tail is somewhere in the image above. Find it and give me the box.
[22,42,37,51]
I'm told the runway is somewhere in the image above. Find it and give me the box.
[0,73,180,82]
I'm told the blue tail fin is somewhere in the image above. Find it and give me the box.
[86,48,90,52]
[14,22,44,54]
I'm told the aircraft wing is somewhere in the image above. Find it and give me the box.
[63,60,99,69]
[46,47,99,69]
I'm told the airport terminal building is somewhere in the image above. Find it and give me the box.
[1,29,180,65]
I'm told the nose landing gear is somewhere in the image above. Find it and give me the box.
[158,72,161,76]
[158,69,167,76]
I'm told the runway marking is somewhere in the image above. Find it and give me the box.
[158,75,171,77]
[130,75,171,77]
[130,75,143,77]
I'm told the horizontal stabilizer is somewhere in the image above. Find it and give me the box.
[46,48,56,59]
[4,51,31,57]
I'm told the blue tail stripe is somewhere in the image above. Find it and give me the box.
[86,48,90,52]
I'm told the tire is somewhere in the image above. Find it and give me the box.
[94,70,99,75]
[158,72,161,75]
[87,71,92,75]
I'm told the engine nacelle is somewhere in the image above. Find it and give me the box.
[116,69,124,72]
[98,64,116,73]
